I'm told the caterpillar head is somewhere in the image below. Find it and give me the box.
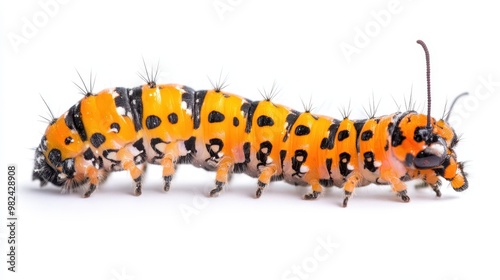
[391,111,467,191]
[390,40,468,192]
[32,115,86,189]
[392,113,447,169]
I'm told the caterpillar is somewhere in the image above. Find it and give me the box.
[32,40,468,207]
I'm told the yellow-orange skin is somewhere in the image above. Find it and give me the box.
[35,83,467,204]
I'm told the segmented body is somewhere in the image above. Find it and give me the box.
[32,81,468,205]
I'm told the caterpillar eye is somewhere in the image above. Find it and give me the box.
[414,128,430,143]
[413,137,447,169]
[414,127,439,144]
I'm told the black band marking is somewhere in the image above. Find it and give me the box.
[128,86,144,131]
[245,101,260,133]
[193,90,207,129]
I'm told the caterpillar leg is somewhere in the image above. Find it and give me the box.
[411,169,442,197]
[124,161,144,195]
[118,149,144,196]
[83,165,101,198]
[442,157,468,192]
[304,179,323,200]
[342,172,363,207]
[255,164,278,198]
[210,157,235,197]
[161,155,176,192]
[380,169,410,202]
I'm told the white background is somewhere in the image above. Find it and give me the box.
[1,0,499,279]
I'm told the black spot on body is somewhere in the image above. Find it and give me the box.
[64,137,73,145]
[206,138,224,160]
[48,149,62,167]
[319,137,333,150]
[256,141,273,168]
[110,123,120,133]
[295,125,310,136]
[233,117,239,127]
[168,113,178,124]
[320,138,329,150]
[184,137,197,154]
[291,150,307,178]
[363,151,377,172]
[384,140,389,151]
[146,115,162,130]
[208,111,225,123]
[90,133,106,148]
[338,130,350,141]
[339,152,351,177]
[391,126,406,147]
[83,148,94,161]
[293,150,307,163]
[83,148,101,168]
[361,130,373,141]
[132,139,146,164]
[133,138,145,152]
[257,115,274,127]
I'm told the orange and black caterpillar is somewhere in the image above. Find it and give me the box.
[32,40,468,207]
